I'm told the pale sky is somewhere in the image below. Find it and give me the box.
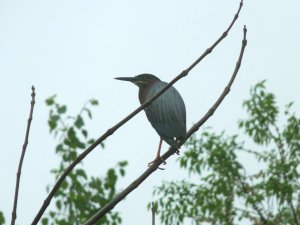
[1,0,299,225]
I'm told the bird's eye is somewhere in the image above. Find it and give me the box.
[136,80,147,84]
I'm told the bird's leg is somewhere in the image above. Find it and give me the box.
[148,138,166,168]
[175,139,180,155]
[155,138,167,165]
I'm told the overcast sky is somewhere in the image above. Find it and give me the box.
[1,0,299,224]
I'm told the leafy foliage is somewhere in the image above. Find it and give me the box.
[0,211,5,225]
[239,80,279,145]
[42,96,127,225]
[152,81,300,225]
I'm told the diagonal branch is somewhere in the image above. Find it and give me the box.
[11,86,36,225]
[31,1,243,224]
[82,25,248,225]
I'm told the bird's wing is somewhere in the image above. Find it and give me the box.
[144,82,186,139]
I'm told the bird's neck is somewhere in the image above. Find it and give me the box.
[138,81,158,104]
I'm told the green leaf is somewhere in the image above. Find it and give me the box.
[118,161,128,167]
[45,95,56,106]
[84,108,92,119]
[56,200,61,210]
[49,211,55,218]
[88,139,95,144]
[48,119,57,131]
[48,115,60,132]
[100,142,105,148]
[57,105,67,114]
[76,169,87,179]
[0,212,5,225]
[90,99,99,105]
[119,168,125,176]
[61,180,68,189]
[82,129,88,138]
[41,218,48,225]
[55,144,64,153]
[74,115,84,129]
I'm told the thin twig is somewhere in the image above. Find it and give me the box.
[82,25,248,225]
[11,86,36,225]
[239,181,269,225]
[31,2,244,224]
[151,202,156,225]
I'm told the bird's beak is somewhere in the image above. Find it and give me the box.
[114,77,138,83]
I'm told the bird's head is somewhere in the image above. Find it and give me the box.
[115,73,160,88]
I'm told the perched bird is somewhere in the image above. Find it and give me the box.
[115,74,186,165]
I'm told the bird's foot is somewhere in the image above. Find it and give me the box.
[148,156,166,170]
[172,145,180,155]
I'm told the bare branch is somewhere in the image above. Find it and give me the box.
[11,86,36,225]
[31,1,244,224]
[82,25,248,225]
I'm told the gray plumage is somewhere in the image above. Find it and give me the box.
[142,79,186,147]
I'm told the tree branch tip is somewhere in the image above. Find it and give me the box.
[31,86,36,94]
[11,84,36,225]
[31,86,36,100]
[243,25,247,34]
[242,26,248,45]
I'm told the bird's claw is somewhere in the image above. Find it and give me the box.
[148,156,167,170]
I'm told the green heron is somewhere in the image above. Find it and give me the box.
[115,74,186,165]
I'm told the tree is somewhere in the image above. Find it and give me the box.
[0,211,4,225]
[152,81,300,225]
[41,96,128,225]
[9,2,246,224]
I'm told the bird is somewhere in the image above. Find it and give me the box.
[115,73,186,166]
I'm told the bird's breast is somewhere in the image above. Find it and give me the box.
[138,81,186,139]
